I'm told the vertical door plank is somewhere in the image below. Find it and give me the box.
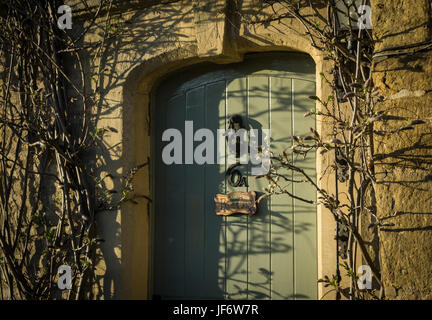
[203,81,226,299]
[161,94,186,298]
[153,92,167,298]
[247,76,271,300]
[225,78,248,299]
[292,79,317,300]
[184,87,206,298]
[270,77,295,299]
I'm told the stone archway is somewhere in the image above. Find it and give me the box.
[115,5,335,299]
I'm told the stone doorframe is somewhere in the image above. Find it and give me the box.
[104,2,336,300]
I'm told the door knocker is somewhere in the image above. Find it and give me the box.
[226,114,247,158]
[228,114,244,131]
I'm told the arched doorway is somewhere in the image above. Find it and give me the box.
[151,52,317,300]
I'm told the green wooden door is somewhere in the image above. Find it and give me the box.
[152,53,317,300]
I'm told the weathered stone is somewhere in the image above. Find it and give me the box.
[371,0,432,301]
[385,286,397,298]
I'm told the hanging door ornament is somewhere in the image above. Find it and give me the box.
[214,114,258,216]
[214,191,257,216]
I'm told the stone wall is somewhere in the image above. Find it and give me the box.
[371,0,432,299]
[1,0,428,299]
[70,0,432,299]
